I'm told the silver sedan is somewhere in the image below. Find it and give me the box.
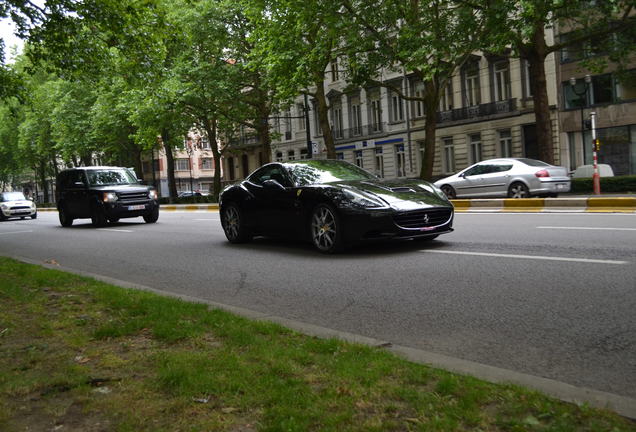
[434,158,571,199]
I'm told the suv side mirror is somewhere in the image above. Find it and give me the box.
[263,179,286,191]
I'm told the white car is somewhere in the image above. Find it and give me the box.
[0,191,37,220]
[434,158,571,199]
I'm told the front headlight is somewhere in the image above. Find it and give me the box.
[103,192,118,202]
[0,204,7,210]
[342,189,387,208]
[148,190,158,200]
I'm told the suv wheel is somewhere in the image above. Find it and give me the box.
[143,208,159,223]
[59,205,73,227]
[91,206,108,227]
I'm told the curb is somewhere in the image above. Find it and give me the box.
[451,197,636,213]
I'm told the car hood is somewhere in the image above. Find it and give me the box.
[332,179,451,210]
[1,200,33,206]
[92,185,151,193]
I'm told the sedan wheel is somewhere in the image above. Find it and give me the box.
[440,185,456,199]
[310,204,343,254]
[222,203,251,243]
[508,182,529,198]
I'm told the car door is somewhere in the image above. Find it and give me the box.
[62,170,87,217]
[454,164,487,197]
[243,165,296,235]
[477,163,513,197]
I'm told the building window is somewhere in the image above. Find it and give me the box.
[469,134,482,164]
[498,129,512,157]
[370,97,382,132]
[395,144,406,177]
[300,148,308,159]
[375,147,384,177]
[413,81,425,117]
[493,60,511,101]
[390,92,404,122]
[288,150,295,161]
[354,150,363,168]
[330,59,339,81]
[464,62,481,107]
[275,151,283,162]
[332,104,343,138]
[591,74,614,105]
[201,136,210,149]
[284,110,292,140]
[443,137,455,173]
[617,70,636,101]
[297,103,306,131]
[201,158,213,170]
[227,157,235,180]
[336,152,344,160]
[439,81,453,111]
[522,59,534,98]
[175,158,190,171]
[350,101,362,136]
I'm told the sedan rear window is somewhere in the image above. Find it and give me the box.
[518,158,550,167]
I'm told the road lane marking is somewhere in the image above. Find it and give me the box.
[97,228,134,233]
[419,250,628,265]
[537,226,636,231]
[0,230,33,235]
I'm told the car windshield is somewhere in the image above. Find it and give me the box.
[518,158,550,167]
[86,169,137,186]
[287,160,377,186]
[0,192,27,201]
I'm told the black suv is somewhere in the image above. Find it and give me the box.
[56,166,159,227]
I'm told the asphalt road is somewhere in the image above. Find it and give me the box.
[1,210,635,400]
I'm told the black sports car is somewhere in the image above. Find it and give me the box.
[219,159,454,253]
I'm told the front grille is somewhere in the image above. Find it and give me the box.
[393,208,452,229]
[11,206,31,210]
[117,191,150,203]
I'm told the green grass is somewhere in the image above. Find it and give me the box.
[0,257,634,431]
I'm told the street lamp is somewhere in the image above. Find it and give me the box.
[569,74,592,163]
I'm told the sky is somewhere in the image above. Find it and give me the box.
[0,18,25,63]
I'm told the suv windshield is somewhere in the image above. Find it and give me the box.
[86,169,137,186]
[0,192,27,202]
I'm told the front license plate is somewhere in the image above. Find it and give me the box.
[128,205,146,211]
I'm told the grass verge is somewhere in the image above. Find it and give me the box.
[0,257,634,431]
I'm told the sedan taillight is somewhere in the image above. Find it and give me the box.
[535,169,550,178]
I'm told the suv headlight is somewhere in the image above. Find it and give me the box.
[103,192,118,202]
[148,190,158,200]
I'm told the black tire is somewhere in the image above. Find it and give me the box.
[143,208,159,223]
[221,203,252,243]
[507,182,529,198]
[440,185,456,199]
[31,213,37,220]
[58,205,73,227]
[21,216,26,220]
[310,203,344,254]
[91,206,108,227]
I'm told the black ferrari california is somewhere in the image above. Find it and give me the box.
[219,159,454,253]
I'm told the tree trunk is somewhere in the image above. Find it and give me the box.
[526,25,555,164]
[38,160,49,203]
[201,117,222,202]
[161,129,178,203]
[314,79,335,159]
[419,83,439,180]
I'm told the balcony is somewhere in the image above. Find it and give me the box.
[437,98,517,124]
[228,136,260,148]
[332,123,386,141]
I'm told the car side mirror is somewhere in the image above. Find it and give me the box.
[458,173,466,178]
[263,179,286,191]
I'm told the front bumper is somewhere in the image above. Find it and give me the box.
[339,206,454,243]
[1,206,36,218]
[102,200,159,219]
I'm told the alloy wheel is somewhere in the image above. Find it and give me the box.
[311,206,338,252]
[508,182,529,198]
[223,205,240,241]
